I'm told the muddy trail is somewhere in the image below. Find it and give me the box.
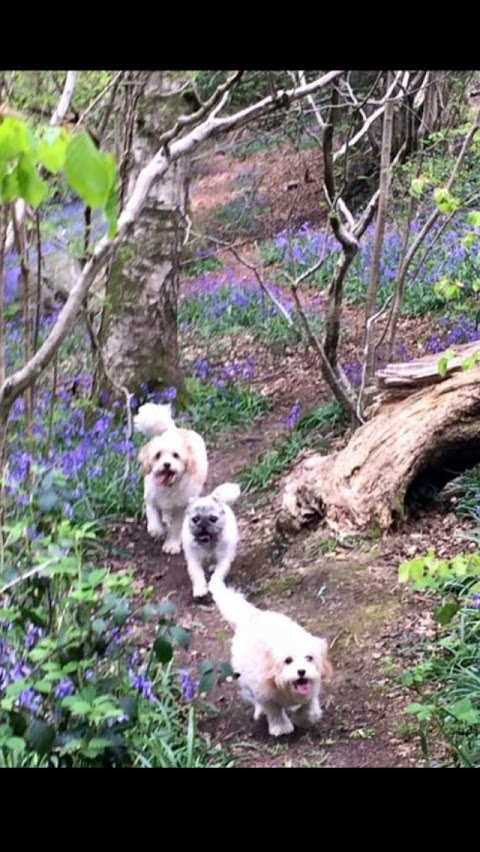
[106,135,476,768]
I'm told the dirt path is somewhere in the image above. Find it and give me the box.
[106,136,475,767]
[108,415,473,768]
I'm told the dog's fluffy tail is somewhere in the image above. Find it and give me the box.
[210,482,241,505]
[133,403,176,438]
[209,577,257,628]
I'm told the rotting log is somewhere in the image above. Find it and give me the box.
[278,366,480,536]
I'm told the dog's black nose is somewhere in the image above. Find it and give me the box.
[297,669,306,677]
[163,461,171,470]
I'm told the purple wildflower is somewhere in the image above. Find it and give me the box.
[470,593,480,610]
[177,669,196,701]
[54,677,75,699]
[284,402,301,430]
[129,668,155,702]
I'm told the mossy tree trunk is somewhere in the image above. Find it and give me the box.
[94,72,190,400]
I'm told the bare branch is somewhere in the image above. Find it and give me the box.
[1,68,342,408]
[50,70,78,125]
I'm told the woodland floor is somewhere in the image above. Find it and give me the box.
[107,133,476,768]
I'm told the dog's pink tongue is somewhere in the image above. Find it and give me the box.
[155,473,168,486]
[296,682,310,696]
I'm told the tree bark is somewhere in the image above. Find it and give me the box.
[94,72,189,398]
[278,367,480,536]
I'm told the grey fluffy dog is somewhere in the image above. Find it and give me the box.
[181,482,240,599]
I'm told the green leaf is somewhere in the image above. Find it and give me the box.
[0,116,30,161]
[446,698,480,725]
[410,177,427,198]
[434,278,463,302]
[37,490,59,512]
[87,568,107,587]
[473,279,480,293]
[92,617,106,635]
[405,702,435,722]
[437,349,455,378]
[169,625,191,650]
[198,669,216,694]
[5,736,26,754]
[398,561,412,583]
[461,352,480,371]
[467,210,480,227]
[1,166,20,202]
[153,634,173,664]
[461,232,476,250]
[104,180,119,238]
[33,679,53,694]
[64,132,112,209]
[218,661,235,679]
[37,127,69,174]
[433,187,460,214]
[17,154,48,208]
[61,696,92,715]
[158,601,176,617]
[25,719,55,755]
[434,601,460,626]
[141,604,158,621]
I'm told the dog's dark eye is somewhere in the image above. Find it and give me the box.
[208,516,218,523]
[154,451,161,461]
[172,452,180,459]
[305,655,314,662]
[284,657,293,665]
[192,516,200,524]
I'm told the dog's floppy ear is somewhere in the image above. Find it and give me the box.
[261,647,277,689]
[314,637,333,681]
[138,443,152,477]
[184,440,199,478]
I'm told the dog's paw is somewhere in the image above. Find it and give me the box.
[147,523,165,539]
[292,704,323,728]
[192,582,209,600]
[162,540,182,555]
[268,716,295,737]
[253,703,265,721]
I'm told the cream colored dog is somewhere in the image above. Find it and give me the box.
[135,403,208,555]
[210,576,332,737]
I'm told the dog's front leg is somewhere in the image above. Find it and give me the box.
[185,556,209,599]
[146,503,165,539]
[292,696,323,728]
[211,557,232,584]
[260,701,294,737]
[162,511,184,555]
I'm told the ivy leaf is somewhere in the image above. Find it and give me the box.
[198,669,216,694]
[169,625,190,650]
[153,634,173,664]
[64,132,112,209]
[25,719,55,755]
[158,601,176,617]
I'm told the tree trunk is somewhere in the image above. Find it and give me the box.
[278,366,480,536]
[94,72,190,399]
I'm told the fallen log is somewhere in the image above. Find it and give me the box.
[278,366,480,536]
